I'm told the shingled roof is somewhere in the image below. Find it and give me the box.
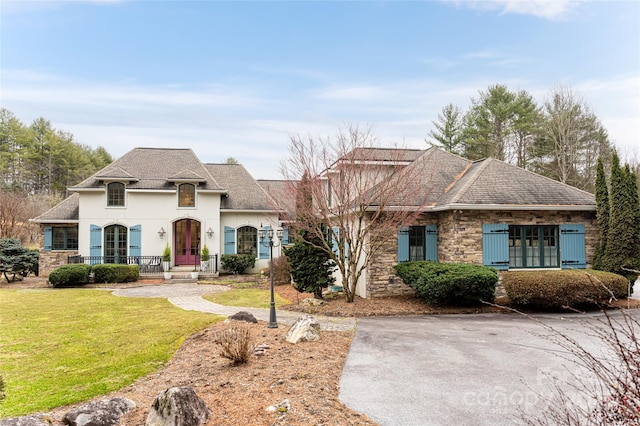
[32,192,79,223]
[205,163,277,211]
[72,148,223,191]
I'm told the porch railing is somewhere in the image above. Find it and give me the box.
[67,254,219,274]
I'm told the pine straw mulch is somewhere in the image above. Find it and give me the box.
[5,274,640,425]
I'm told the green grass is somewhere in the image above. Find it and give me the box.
[0,289,221,418]
[204,288,289,308]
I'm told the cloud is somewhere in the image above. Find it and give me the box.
[444,0,577,20]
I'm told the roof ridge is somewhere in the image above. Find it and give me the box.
[442,158,492,205]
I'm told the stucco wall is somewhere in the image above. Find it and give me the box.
[366,209,598,298]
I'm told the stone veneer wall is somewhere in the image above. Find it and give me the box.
[366,210,598,298]
[37,224,78,277]
[39,250,78,276]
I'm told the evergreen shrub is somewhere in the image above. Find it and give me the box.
[502,269,629,309]
[394,261,497,306]
[220,254,256,274]
[92,264,139,284]
[49,264,92,287]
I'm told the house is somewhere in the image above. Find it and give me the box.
[32,148,285,276]
[320,147,597,298]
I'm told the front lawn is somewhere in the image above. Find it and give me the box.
[0,289,221,418]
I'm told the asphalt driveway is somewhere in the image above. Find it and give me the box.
[339,312,626,426]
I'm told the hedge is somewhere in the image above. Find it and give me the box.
[394,261,498,306]
[502,269,629,309]
[49,264,92,288]
[92,264,140,284]
[220,254,256,274]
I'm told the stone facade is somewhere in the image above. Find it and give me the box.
[366,210,598,298]
[39,249,78,276]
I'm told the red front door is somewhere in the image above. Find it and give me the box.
[174,219,201,265]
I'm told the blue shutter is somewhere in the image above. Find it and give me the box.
[259,226,270,259]
[281,227,289,245]
[397,227,410,263]
[560,224,586,269]
[90,224,102,265]
[224,226,235,254]
[332,227,340,257]
[426,224,438,262]
[44,226,52,251]
[482,224,509,270]
[129,225,141,257]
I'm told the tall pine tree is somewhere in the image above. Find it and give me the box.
[603,152,640,281]
[592,157,609,270]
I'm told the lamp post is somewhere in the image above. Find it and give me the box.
[259,226,283,328]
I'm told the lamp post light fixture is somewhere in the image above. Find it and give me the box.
[259,226,284,328]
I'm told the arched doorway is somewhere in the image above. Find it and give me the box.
[104,224,127,264]
[174,219,201,266]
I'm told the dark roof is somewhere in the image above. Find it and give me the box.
[342,147,424,163]
[72,148,223,191]
[32,193,79,222]
[437,157,596,207]
[205,163,276,211]
[258,179,298,217]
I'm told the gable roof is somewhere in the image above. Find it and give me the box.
[72,148,223,191]
[205,163,277,211]
[258,179,298,218]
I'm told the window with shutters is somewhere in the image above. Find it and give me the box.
[409,226,425,262]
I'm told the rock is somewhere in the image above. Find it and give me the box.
[285,315,321,344]
[63,398,135,426]
[265,399,291,413]
[301,298,325,307]
[0,414,53,426]
[254,343,270,356]
[227,311,258,323]
[145,387,210,426]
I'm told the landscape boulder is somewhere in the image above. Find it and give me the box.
[301,298,325,307]
[285,315,321,344]
[63,398,135,426]
[145,387,210,426]
[227,311,258,323]
[0,414,53,426]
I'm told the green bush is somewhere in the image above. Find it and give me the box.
[502,269,629,309]
[92,264,139,283]
[49,264,92,287]
[394,261,498,306]
[220,254,256,274]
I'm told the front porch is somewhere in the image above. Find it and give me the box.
[67,254,219,279]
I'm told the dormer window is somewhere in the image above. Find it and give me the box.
[107,182,125,207]
[178,183,196,207]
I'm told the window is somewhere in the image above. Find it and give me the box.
[178,183,196,207]
[51,227,78,250]
[397,225,438,262]
[104,225,127,263]
[107,182,125,207]
[237,226,257,256]
[409,227,425,262]
[508,225,559,268]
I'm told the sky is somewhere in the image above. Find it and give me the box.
[1,0,639,180]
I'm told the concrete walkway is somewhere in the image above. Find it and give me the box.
[112,284,356,331]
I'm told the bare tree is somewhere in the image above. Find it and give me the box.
[279,125,429,302]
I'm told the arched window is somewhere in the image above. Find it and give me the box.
[107,182,125,206]
[104,224,127,263]
[237,226,257,256]
[178,183,196,207]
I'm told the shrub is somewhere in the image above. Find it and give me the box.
[0,238,39,282]
[0,374,5,403]
[92,264,139,284]
[220,254,255,274]
[394,261,498,306]
[213,322,253,364]
[502,269,629,309]
[270,255,292,285]
[49,264,92,287]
